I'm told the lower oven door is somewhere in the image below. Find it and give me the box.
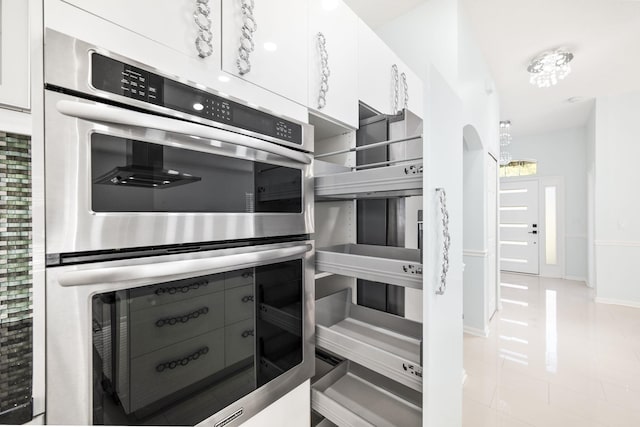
[45,90,313,255]
[46,240,314,426]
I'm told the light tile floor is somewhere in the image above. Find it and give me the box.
[463,273,640,427]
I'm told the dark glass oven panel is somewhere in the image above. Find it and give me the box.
[92,259,303,426]
[90,134,302,213]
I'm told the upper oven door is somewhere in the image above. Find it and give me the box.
[44,90,314,255]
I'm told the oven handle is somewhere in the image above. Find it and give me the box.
[56,100,312,165]
[57,243,312,287]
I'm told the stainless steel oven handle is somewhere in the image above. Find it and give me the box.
[56,100,312,165]
[57,244,312,287]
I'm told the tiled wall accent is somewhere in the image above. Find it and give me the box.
[0,132,32,422]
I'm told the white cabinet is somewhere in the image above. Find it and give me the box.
[400,64,424,119]
[357,18,396,115]
[307,0,358,129]
[221,0,308,105]
[60,0,216,59]
[357,18,423,118]
[0,0,30,110]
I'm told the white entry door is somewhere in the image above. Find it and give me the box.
[500,180,539,274]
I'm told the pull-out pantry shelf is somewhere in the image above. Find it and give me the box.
[311,359,422,427]
[315,160,423,200]
[316,244,422,289]
[315,289,422,391]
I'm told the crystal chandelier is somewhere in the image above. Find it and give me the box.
[499,120,512,147]
[499,150,512,166]
[527,49,574,88]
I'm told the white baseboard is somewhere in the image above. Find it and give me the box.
[463,325,489,337]
[564,275,587,283]
[594,297,640,309]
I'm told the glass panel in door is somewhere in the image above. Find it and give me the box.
[92,259,303,426]
[90,134,302,213]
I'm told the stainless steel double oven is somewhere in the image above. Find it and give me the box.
[44,30,314,426]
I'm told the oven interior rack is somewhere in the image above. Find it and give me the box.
[311,357,422,427]
[315,288,423,392]
[316,243,422,290]
[314,160,423,200]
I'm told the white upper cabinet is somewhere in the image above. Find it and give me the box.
[307,0,358,129]
[0,0,30,110]
[221,0,308,106]
[357,18,423,119]
[60,0,220,60]
[357,18,397,115]
[399,63,424,119]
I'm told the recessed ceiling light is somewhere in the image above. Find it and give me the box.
[263,42,278,52]
[527,49,574,88]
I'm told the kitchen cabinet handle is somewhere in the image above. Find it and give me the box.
[56,100,312,164]
[436,188,451,295]
[156,347,209,372]
[155,307,209,327]
[241,295,254,303]
[241,329,255,338]
[317,32,330,109]
[237,0,257,75]
[57,243,312,287]
[392,64,400,114]
[401,72,409,109]
[194,0,213,58]
[155,279,209,296]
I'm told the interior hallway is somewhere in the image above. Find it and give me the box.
[462,273,640,427]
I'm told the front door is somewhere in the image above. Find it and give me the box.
[500,180,539,274]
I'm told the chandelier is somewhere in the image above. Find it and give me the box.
[499,150,512,166]
[527,49,574,88]
[499,120,512,147]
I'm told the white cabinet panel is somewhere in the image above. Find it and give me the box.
[307,0,358,129]
[357,18,397,115]
[357,18,424,119]
[0,0,30,109]
[60,0,213,59]
[221,0,308,105]
[399,64,424,119]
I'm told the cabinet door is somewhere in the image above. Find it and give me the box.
[221,0,308,105]
[60,0,217,59]
[398,62,424,119]
[307,0,358,128]
[0,0,30,109]
[357,18,398,115]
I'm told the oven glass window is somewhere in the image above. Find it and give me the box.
[90,134,302,213]
[92,259,303,426]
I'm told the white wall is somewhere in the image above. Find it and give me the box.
[593,91,640,306]
[507,127,588,281]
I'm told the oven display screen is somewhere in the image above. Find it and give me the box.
[91,53,303,145]
[91,259,303,425]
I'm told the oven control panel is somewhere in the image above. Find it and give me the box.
[91,54,302,145]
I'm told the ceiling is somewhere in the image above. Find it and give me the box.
[344,0,428,29]
[346,0,640,137]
